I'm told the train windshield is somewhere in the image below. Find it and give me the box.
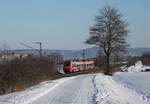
[64,61,70,67]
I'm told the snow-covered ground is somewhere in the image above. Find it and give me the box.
[121,61,150,72]
[113,72,150,102]
[0,77,71,104]
[95,73,149,104]
[0,72,150,104]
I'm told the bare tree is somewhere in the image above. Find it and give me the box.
[86,6,129,75]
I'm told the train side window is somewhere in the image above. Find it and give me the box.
[77,64,80,67]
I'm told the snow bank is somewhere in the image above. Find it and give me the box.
[121,61,150,72]
[0,78,70,104]
[113,72,150,102]
[95,74,147,104]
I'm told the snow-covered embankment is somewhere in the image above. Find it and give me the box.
[94,74,148,104]
[0,77,70,104]
[121,61,150,72]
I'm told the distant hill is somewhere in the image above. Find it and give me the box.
[11,47,150,59]
[128,48,150,56]
[13,47,99,59]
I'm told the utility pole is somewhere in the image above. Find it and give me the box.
[83,49,85,61]
[20,42,42,58]
[83,49,86,70]
[35,42,42,58]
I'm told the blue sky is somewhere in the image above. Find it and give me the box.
[0,0,150,50]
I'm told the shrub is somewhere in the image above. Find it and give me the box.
[0,56,57,94]
[141,52,150,66]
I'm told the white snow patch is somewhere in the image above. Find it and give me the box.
[0,77,71,104]
[121,61,150,72]
[113,72,150,102]
[95,74,148,104]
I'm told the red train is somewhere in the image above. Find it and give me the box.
[63,60,95,73]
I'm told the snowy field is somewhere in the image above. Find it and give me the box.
[95,73,149,104]
[0,72,150,104]
[113,72,150,102]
